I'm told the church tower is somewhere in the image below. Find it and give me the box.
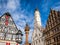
[25,24,29,45]
[34,8,42,30]
[31,8,44,45]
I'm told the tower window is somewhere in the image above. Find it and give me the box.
[39,40,40,42]
[39,34,40,36]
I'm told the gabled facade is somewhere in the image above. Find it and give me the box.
[43,9,60,45]
[0,12,22,45]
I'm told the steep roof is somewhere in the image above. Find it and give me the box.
[0,12,22,33]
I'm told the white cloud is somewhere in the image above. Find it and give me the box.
[7,0,20,11]
[20,14,27,20]
[12,13,20,21]
[54,2,60,6]
[52,1,60,11]
[53,6,60,11]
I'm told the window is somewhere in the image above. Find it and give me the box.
[5,34,12,40]
[46,40,51,45]
[52,30,54,34]
[51,38,54,43]
[34,42,35,45]
[51,19,53,24]
[12,35,16,41]
[36,40,37,44]
[54,37,57,42]
[53,14,55,18]
[54,21,56,26]
[0,24,5,32]
[50,30,53,35]
[39,34,40,36]
[39,40,40,42]
[56,37,58,41]
[59,26,60,30]
[51,16,53,23]
[49,21,50,26]
[49,40,51,44]
[35,34,37,37]
[9,20,13,25]
[4,27,8,33]
[53,17,55,22]
[58,11,60,17]
[58,35,60,41]
[0,24,2,31]
[54,29,56,33]
[48,32,50,36]
[58,18,60,22]
[52,23,54,27]
[0,33,5,40]
[1,18,5,23]
[8,27,13,33]
[50,24,51,29]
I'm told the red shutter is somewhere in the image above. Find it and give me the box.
[16,43,18,45]
[5,15,9,26]
[5,20,8,25]
[6,42,10,45]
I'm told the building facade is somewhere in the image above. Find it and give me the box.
[31,9,44,45]
[0,12,22,45]
[43,9,60,45]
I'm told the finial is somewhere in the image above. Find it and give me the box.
[26,23,28,26]
[25,23,29,31]
[35,8,38,11]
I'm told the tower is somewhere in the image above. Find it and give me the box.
[34,8,42,29]
[31,8,44,45]
[25,24,29,45]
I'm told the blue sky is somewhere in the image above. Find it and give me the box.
[0,0,60,44]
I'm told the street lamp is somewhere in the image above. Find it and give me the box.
[16,30,23,44]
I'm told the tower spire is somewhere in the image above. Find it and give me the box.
[34,8,42,28]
